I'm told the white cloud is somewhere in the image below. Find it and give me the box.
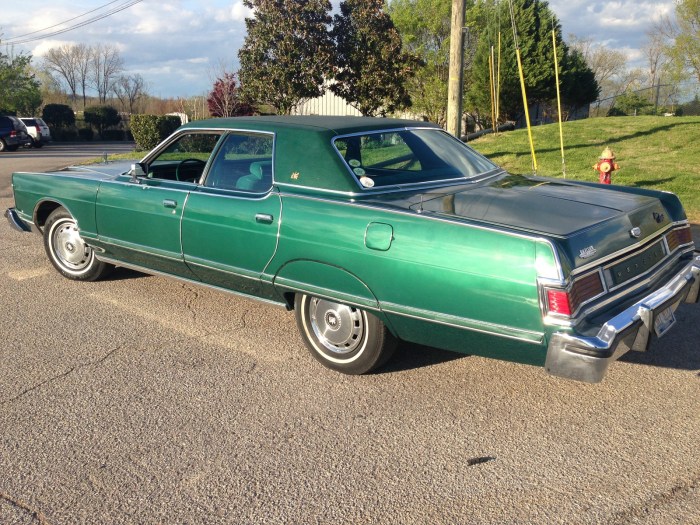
[2,0,678,97]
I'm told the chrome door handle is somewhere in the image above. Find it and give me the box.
[163,199,177,209]
[255,213,274,224]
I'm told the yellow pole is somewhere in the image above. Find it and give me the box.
[515,48,537,173]
[552,29,566,177]
[489,47,496,134]
[496,32,501,132]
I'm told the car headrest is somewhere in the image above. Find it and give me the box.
[249,161,272,180]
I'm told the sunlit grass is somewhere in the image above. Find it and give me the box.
[469,115,700,222]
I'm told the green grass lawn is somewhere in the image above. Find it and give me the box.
[469,115,700,222]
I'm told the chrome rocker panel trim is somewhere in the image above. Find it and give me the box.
[545,254,700,383]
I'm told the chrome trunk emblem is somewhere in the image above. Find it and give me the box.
[630,227,642,238]
[579,246,597,259]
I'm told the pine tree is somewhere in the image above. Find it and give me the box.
[331,0,415,116]
[466,0,596,124]
[238,0,333,115]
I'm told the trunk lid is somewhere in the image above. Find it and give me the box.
[374,174,675,272]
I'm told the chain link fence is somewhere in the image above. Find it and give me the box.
[590,82,700,118]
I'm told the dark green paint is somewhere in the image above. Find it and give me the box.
[9,116,693,371]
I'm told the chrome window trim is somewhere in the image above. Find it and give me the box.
[139,127,277,194]
[200,129,276,192]
[330,127,500,193]
[275,170,505,197]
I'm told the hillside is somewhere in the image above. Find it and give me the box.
[469,116,700,223]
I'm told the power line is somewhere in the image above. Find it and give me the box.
[4,0,144,45]
[5,0,127,41]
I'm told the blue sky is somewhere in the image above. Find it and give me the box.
[0,0,676,98]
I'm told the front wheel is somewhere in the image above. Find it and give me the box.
[294,294,397,374]
[43,207,113,281]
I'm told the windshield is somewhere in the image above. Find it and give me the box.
[333,128,498,189]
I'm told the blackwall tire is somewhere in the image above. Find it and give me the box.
[294,293,397,374]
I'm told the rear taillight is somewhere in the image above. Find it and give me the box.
[34,126,41,134]
[10,130,17,138]
[547,289,572,316]
[545,271,605,318]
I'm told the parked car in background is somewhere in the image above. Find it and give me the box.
[19,117,51,147]
[5,116,700,382]
[0,115,31,152]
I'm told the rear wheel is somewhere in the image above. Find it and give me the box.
[294,293,397,374]
[0,139,6,152]
[43,207,113,281]
[32,138,43,148]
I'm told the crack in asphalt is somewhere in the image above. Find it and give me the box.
[0,346,122,407]
[179,282,201,324]
[0,490,51,525]
[608,474,700,524]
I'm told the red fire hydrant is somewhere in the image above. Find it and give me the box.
[592,147,620,184]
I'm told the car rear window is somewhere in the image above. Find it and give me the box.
[22,118,37,126]
[333,128,497,190]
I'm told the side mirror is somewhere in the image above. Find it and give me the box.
[129,162,147,183]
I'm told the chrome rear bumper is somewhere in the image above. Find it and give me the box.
[546,254,700,383]
[4,208,33,233]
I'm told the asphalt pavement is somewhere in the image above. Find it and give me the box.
[0,144,699,524]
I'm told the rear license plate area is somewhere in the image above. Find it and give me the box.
[653,306,676,338]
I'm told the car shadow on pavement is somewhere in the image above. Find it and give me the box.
[379,342,467,374]
[618,305,700,374]
[103,267,151,282]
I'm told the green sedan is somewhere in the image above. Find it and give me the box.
[5,116,700,382]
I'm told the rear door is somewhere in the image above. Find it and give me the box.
[181,130,281,298]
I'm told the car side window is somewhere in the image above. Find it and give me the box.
[205,131,274,192]
[148,132,222,183]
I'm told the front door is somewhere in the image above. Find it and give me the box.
[95,131,223,277]
[181,131,281,298]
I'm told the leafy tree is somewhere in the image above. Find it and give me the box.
[42,103,75,129]
[207,72,253,117]
[0,47,42,115]
[84,105,121,136]
[238,0,334,114]
[330,0,414,116]
[609,92,652,116]
[660,0,700,84]
[388,0,456,124]
[559,49,600,117]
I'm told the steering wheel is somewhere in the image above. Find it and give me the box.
[175,158,206,181]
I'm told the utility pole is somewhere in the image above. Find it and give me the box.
[446,0,466,138]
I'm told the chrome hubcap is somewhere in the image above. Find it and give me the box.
[309,298,364,355]
[52,220,91,270]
